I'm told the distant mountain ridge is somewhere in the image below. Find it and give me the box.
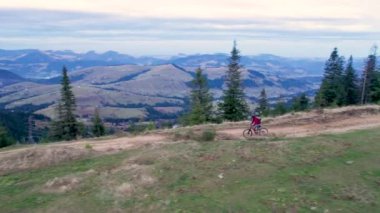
[0,49,334,79]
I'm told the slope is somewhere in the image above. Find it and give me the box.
[0,69,25,87]
[0,106,380,212]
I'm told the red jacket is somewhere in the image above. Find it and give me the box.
[251,116,261,125]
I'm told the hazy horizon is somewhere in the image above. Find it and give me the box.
[1,0,379,57]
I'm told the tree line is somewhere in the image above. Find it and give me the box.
[182,41,249,125]
[183,45,380,125]
[48,42,379,137]
[316,46,380,107]
[182,42,312,125]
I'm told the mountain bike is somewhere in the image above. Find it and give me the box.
[243,125,268,138]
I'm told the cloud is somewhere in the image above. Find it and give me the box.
[1,0,379,20]
[0,7,378,57]
[1,9,377,39]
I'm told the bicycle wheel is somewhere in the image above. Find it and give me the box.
[243,129,253,138]
[258,128,268,136]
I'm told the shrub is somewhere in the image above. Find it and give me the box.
[85,143,93,150]
[172,129,194,141]
[199,128,216,142]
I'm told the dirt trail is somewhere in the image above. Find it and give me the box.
[218,115,380,139]
[218,105,380,139]
[1,105,380,174]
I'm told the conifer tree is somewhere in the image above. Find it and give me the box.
[218,41,249,121]
[0,125,14,148]
[315,48,345,107]
[370,72,380,103]
[92,109,106,137]
[361,46,380,104]
[343,56,360,105]
[258,88,269,116]
[272,98,288,116]
[184,68,213,125]
[292,93,309,111]
[50,66,79,141]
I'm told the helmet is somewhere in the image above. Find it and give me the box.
[254,111,260,116]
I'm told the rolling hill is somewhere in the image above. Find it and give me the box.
[0,69,24,87]
[0,62,321,120]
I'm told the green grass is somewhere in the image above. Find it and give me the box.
[1,128,380,212]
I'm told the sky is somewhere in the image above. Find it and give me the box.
[0,0,379,57]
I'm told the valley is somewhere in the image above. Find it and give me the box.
[0,49,324,122]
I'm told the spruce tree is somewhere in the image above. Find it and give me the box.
[218,41,249,121]
[315,48,345,107]
[0,125,14,148]
[343,56,360,105]
[298,93,309,111]
[292,93,309,111]
[361,46,380,104]
[258,88,269,116]
[92,109,106,137]
[50,66,79,141]
[272,98,288,116]
[184,68,213,125]
[369,72,380,103]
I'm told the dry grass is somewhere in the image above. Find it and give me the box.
[0,147,94,175]
[115,182,135,197]
[335,184,376,204]
[1,125,380,212]
[43,176,81,194]
[42,169,96,194]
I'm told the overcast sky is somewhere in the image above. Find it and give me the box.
[0,0,379,57]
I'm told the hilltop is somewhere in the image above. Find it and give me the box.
[0,105,380,212]
[1,105,380,173]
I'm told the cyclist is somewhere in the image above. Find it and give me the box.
[251,111,262,132]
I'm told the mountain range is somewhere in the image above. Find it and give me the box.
[0,49,361,121]
[0,49,332,78]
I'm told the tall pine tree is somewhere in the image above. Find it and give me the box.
[50,66,79,141]
[218,41,249,121]
[343,56,360,105]
[361,46,380,104]
[315,48,345,107]
[258,88,269,116]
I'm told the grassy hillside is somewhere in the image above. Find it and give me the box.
[1,127,379,212]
